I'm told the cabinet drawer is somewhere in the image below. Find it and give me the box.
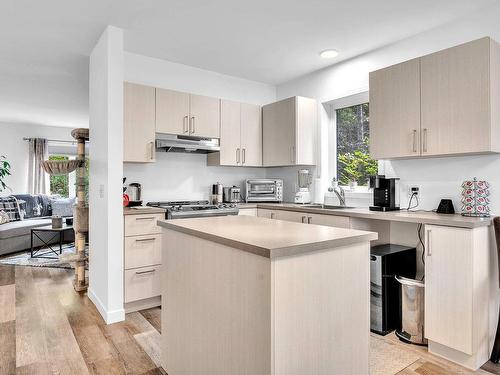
[124,265,162,303]
[124,234,162,270]
[124,214,164,236]
[306,213,350,228]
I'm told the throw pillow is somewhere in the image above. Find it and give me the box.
[50,197,75,217]
[0,210,9,225]
[0,196,22,221]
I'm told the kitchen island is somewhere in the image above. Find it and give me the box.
[158,215,377,375]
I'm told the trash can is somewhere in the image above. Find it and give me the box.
[395,275,427,346]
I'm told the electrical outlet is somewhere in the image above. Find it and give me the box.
[408,185,421,198]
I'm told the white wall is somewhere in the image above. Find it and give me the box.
[0,122,73,195]
[88,26,125,324]
[123,52,277,202]
[277,2,500,213]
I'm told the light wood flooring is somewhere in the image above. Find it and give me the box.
[1,263,500,375]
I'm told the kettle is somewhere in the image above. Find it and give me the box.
[126,183,142,202]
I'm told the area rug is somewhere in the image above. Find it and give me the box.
[0,246,76,269]
[370,335,420,375]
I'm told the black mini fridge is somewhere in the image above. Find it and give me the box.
[370,244,416,335]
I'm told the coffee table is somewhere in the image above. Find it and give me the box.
[31,224,74,259]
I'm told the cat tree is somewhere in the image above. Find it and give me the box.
[43,128,89,292]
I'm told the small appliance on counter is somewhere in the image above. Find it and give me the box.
[370,244,416,336]
[211,182,223,204]
[294,169,313,204]
[369,175,400,212]
[245,179,283,203]
[223,186,241,203]
[125,182,142,207]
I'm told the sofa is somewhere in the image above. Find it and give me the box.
[0,194,75,256]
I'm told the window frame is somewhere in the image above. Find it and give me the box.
[327,91,373,192]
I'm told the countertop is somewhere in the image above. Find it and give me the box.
[123,206,166,216]
[255,203,492,229]
[158,215,377,258]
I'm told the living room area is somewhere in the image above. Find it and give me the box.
[0,122,88,269]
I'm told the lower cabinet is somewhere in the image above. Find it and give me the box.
[256,208,350,228]
[238,208,257,216]
[124,213,164,312]
[424,224,490,369]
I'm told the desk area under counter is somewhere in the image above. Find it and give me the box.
[248,202,494,370]
[123,207,166,312]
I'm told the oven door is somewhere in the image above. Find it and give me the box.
[246,181,278,201]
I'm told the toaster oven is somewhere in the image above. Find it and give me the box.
[245,179,283,203]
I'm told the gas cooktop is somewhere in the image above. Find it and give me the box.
[146,200,239,219]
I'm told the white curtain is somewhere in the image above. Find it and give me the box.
[27,138,49,194]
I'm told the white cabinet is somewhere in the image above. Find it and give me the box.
[156,88,220,138]
[238,208,257,216]
[369,59,421,159]
[123,213,164,312]
[424,225,490,369]
[123,82,156,163]
[257,208,350,228]
[207,100,262,167]
[369,37,500,159]
[262,96,317,166]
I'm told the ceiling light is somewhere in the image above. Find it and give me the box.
[320,49,339,59]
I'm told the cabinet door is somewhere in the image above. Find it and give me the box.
[305,213,350,228]
[241,103,262,167]
[219,100,241,166]
[369,59,421,159]
[275,210,304,223]
[189,94,220,138]
[421,38,491,156]
[263,97,296,166]
[123,82,156,163]
[257,208,277,219]
[156,88,190,135]
[424,225,473,355]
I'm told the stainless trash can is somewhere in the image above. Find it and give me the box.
[395,275,427,346]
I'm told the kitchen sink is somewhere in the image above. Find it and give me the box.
[301,204,355,209]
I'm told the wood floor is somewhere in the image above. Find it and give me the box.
[1,263,500,375]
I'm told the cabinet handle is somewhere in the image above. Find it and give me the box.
[301,215,306,223]
[412,129,417,153]
[423,128,428,153]
[427,229,432,256]
[135,269,155,275]
[183,115,189,133]
[135,217,155,221]
[135,238,156,242]
[307,216,312,224]
[270,212,275,219]
[191,117,195,134]
[242,148,246,164]
[236,148,240,164]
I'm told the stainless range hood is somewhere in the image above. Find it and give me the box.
[155,133,220,154]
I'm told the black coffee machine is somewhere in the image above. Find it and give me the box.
[369,175,400,211]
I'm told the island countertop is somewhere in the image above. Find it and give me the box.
[158,215,377,258]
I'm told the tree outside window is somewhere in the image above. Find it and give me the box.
[49,155,69,197]
[336,103,377,186]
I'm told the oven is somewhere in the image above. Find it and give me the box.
[245,179,283,203]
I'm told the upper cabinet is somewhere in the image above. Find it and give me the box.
[156,89,220,138]
[123,82,156,163]
[369,59,421,159]
[207,100,262,167]
[369,37,500,159]
[262,96,317,167]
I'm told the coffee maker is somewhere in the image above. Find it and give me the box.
[369,175,400,211]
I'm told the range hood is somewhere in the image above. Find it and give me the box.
[155,133,220,154]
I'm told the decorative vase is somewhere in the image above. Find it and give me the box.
[349,181,358,190]
[461,177,490,217]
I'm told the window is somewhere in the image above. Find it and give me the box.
[336,103,377,186]
[49,155,70,197]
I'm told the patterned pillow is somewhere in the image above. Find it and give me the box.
[0,210,9,225]
[0,196,22,222]
[50,197,75,217]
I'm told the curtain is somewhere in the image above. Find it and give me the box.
[27,138,48,194]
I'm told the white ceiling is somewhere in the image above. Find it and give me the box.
[0,0,498,128]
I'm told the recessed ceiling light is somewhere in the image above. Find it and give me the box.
[320,49,339,59]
